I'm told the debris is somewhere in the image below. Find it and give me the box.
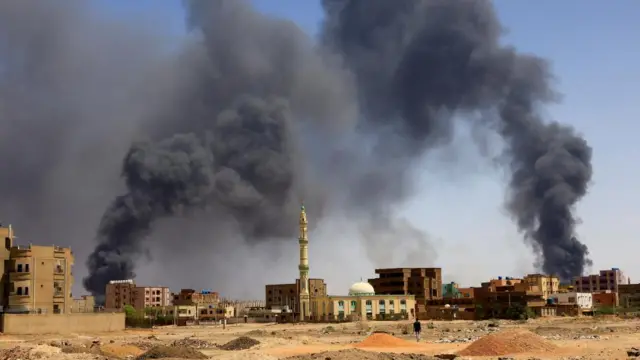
[171,338,215,349]
[136,345,207,359]
[0,347,32,360]
[219,336,261,351]
[434,354,459,359]
[627,347,640,357]
[282,348,435,359]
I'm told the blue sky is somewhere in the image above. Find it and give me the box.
[93,0,640,292]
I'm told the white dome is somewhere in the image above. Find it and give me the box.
[348,282,375,296]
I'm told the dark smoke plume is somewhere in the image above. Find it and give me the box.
[0,0,592,296]
[320,0,592,281]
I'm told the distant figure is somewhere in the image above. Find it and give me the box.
[413,319,422,342]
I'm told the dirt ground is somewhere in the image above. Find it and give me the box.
[1,316,640,360]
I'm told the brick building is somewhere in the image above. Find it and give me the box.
[265,278,327,312]
[368,268,443,308]
[105,280,171,310]
[573,268,626,293]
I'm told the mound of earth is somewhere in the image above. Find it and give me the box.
[354,333,422,348]
[457,329,558,356]
[0,347,32,360]
[171,337,215,349]
[136,345,207,359]
[100,343,145,358]
[284,349,435,360]
[219,336,261,350]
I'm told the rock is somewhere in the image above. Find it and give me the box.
[627,347,640,357]
[434,354,459,359]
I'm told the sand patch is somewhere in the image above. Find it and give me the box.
[100,343,145,358]
[354,333,422,349]
[457,329,558,356]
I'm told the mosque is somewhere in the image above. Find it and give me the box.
[264,205,416,322]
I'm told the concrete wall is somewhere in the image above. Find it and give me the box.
[2,312,125,334]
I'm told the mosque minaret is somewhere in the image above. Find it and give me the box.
[298,204,310,321]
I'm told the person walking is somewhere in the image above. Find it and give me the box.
[413,319,422,342]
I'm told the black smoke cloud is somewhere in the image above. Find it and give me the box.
[320,0,592,281]
[0,0,592,296]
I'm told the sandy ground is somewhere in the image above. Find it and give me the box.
[2,316,640,359]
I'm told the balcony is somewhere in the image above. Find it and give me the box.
[8,294,30,306]
[9,271,31,281]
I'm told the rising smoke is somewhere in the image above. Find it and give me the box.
[0,0,592,298]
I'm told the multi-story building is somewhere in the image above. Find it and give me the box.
[618,283,640,309]
[573,268,627,293]
[0,225,74,314]
[173,289,219,320]
[265,279,327,312]
[105,280,171,310]
[524,274,560,299]
[369,268,443,306]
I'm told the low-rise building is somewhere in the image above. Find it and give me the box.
[592,290,618,308]
[310,282,416,321]
[550,292,592,309]
[72,295,95,313]
[618,283,640,309]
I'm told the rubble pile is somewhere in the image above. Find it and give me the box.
[171,337,216,349]
[219,336,261,351]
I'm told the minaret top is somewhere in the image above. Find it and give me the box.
[299,203,307,225]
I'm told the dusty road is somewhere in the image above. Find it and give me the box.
[1,316,639,359]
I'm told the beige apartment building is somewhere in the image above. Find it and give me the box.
[524,274,560,299]
[0,225,75,314]
[105,280,171,310]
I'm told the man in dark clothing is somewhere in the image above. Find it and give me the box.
[413,319,422,342]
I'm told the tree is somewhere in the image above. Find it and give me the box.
[123,305,136,317]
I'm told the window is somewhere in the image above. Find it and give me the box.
[350,300,357,313]
[379,300,386,315]
[338,301,345,312]
[365,300,372,314]
[25,264,29,272]
[17,264,22,272]
[400,299,407,313]
[24,287,29,295]
[53,304,60,314]
[389,300,395,314]
[17,287,22,295]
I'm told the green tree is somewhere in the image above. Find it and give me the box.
[123,305,136,317]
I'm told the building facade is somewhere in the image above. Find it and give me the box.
[524,274,559,299]
[72,295,96,313]
[573,268,626,293]
[368,267,443,306]
[311,282,416,321]
[173,289,219,320]
[619,283,640,309]
[550,292,593,309]
[105,280,171,310]
[0,225,74,314]
[265,278,327,312]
